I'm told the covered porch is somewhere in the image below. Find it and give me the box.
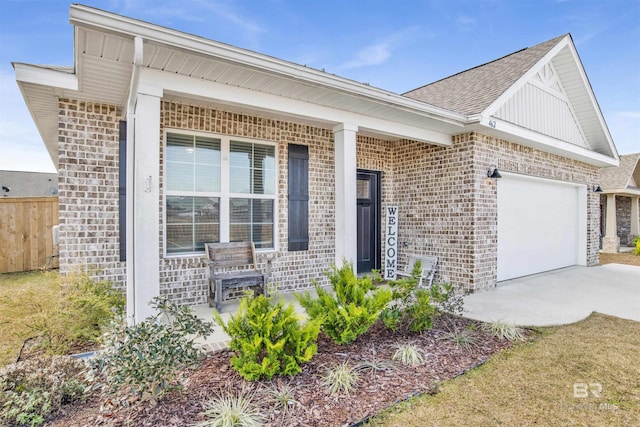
[599,153,640,253]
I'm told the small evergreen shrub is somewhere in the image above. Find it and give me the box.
[295,261,392,344]
[633,235,640,255]
[381,262,435,333]
[215,294,320,381]
[0,356,88,426]
[91,297,214,404]
[382,262,464,333]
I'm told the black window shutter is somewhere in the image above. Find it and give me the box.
[288,144,309,251]
[118,121,127,262]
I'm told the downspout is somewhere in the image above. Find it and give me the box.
[126,36,144,324]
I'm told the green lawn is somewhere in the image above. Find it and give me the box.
[0,270,60,366]
[368,313,640,426]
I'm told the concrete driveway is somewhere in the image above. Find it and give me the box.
[462,264,640,327]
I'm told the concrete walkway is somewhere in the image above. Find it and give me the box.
[462,264,640,327]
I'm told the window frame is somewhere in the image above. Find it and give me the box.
[163,129,278,257]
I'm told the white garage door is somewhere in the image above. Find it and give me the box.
[497,174,586,281]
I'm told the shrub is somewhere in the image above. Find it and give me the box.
[91,297,214,404]
[25,269,124,354]
[382,262,464,333]
[295,261,392,344]
[381,262,436,333]
[0,355,88,426]
[633,235,640,256]
[214,294,320,381]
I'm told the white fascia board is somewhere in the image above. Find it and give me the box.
[141,68,453,146]
[13,63,78,91]
[474,116,619,167]
[601,188,640,196]
[69,5,466,126]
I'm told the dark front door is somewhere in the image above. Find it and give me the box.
[357,170,381,274]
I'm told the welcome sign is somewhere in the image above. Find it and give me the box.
[384,206,398,280]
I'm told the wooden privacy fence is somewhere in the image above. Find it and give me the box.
[0,197,59,273]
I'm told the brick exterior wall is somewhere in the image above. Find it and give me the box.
[57,100,126,288]
[158,102,337,305]
[391,132,599,293]
[615,196,631,244]
[57,100,601,305]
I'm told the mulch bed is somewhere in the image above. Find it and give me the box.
[46,315,518,427]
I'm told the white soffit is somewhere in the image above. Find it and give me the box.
[68,5,466,136]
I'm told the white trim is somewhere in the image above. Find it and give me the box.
[13,63,78,91]
[475,116,618,167]
[142,68,453,146]
[162,128,279,257]
[499,170,584,187]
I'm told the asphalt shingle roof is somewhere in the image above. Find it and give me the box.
[403,35,567,115]
[600,153,640,190]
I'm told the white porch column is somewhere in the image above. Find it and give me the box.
[630,196,639,241]
[602,193,620,253]
[333,123,358,267]
[128,87,162,322]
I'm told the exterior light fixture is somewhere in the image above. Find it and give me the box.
[487,165,502,179]
[593,185,603,193]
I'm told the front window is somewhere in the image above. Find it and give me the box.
[165,132,276,254]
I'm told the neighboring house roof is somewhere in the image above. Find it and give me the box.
[0,170,58,198]
[13,4,619,168]
[599,153,640,195]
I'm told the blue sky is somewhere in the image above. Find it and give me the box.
[1,0,639,172]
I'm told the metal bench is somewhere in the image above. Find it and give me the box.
[395,254,438,288]
[205,241,267,311]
